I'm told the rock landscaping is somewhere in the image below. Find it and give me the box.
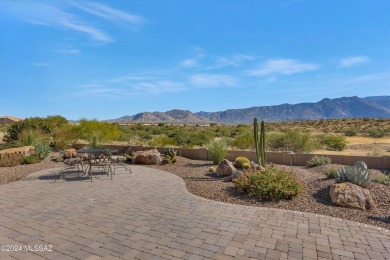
[330,182,377,210]
[133,149,162,165]
[215,159,236,176]
[145,156,390,230]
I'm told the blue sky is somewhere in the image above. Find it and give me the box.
[1,0,390,120]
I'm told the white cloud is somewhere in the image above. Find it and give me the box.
[109,75,146,83]
[76,84,123,97]
[213,54,254,68]
[190,74,236,87]
[131,81,187,95]
[25,4,112,43]
[339,56,370,67]
[180,59,198,68]
[247,59,319,76]
[67,1,146,30]
[5,1,146,43]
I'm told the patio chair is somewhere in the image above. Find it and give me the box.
[57,157,84,181]
[87,151,114,181]
[110,146,132,174]
[110,154,132,174]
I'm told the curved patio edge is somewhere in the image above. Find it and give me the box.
[143,166,390,235]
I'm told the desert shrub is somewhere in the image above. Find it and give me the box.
[208,140,228,165]
[16,129,47,147]
[307,155,331,167]
[267,129,319,152]
[34,143,51,160]
[233,165,303,200]
[324,168,338,178]
[5,117,52,142]
[75,119,120,145]
[22,155,40,164]
[231,132,254,149]
[187,130,214,147]
[149,135,178,147]
[373,175,390,185]
[0,155,24,167]
[0,142,18,151]
[51,125,78,149]
[234,156,250,168]
[345,129,357,136]
[322,135,347,151]
[367,129,385,138]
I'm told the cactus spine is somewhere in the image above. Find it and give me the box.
[254,118,266,167]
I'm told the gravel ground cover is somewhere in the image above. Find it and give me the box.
[145,157,390,230]
[0,152,62,184]
[1,153,389,229]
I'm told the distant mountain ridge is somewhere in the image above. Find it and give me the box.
[109,96,390,124]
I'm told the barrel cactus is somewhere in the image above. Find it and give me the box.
[234,156,250,168]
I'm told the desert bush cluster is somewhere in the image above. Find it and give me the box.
[1,117,389,168]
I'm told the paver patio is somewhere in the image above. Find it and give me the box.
[0,166,389,259]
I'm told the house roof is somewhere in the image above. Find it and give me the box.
[0,116,22,122]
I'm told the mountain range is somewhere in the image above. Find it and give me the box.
[109,96,390,124]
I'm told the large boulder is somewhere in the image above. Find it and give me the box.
[0,146,35,159]
[216,159,236,177]
[134,149,162,165]
[330,182,376,211]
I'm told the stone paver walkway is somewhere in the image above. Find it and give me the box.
[0,166,389,260]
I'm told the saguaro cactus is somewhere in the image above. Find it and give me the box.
[254,118,266,167]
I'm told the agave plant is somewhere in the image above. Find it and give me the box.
[336,164,371,188]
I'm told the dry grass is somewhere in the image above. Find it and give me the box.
[346,136,390,145]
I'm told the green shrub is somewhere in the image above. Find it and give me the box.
[307,155,331,167]
[5,117,53,142]
[373,175,390,185]
[345,129,357,136]
[233,165,303,200]
[76,119,120,144]
[34,143,51,160]
[149,135,178,147]
[0,142,18,151]
[322,135,347,151]
[16,129,46,147]
[324,168,338,178]
[367,129,385,138]
[51,125,78,149]
[234,156,250,168]
[231,132,254,149]
[267,129,319,152]
[208,140,228,165]
[22,155,40,164]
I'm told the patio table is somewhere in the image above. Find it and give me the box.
[76,148,118,181]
